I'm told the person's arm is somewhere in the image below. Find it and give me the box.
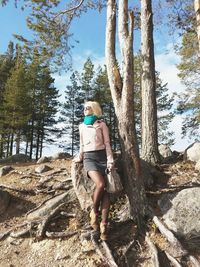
[101,122,114,169]
[74,124,84,162]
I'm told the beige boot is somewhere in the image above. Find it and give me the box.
[100,222,108,241]
[89,209,99,231]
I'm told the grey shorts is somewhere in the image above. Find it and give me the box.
[83,149,107,177]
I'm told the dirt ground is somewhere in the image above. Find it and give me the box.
[0,158,199,267]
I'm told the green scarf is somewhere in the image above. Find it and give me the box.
[84,115,98,125]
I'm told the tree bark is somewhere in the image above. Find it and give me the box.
[194,0,200,54]
[141,0,160,165]
[106,0,146,228]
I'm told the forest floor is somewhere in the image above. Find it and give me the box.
[0,157,199,267]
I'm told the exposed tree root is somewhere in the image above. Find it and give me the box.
[188,255,200,267]
[145,234,159,267]
[36,203,65,239]
[152,216,200,266]
[102,241,119,267]
[165,252,182,267]
[26,191,72,220]
[91,234,119,267]
[0,229,11,240]
[10,222,34,238]
[153,216,187,257]
[123,239,136,267]
[0,183,35,194]
[45,230,78,238]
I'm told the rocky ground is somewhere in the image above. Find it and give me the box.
[0,157,199,267]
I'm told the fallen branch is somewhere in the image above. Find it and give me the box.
[153,216,187,257]
[145,235,159,267]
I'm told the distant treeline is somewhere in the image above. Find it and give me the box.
[0,42,175,159]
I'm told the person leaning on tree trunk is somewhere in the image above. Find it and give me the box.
[74,101,114,240]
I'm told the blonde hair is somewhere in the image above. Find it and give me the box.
[85,101,102,117]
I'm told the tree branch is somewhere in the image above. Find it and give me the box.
[105,0,122,106]
[54,0,85,18]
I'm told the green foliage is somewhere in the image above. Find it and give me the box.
[176,27,200,139]
[166,0,195,34]
[60,71,83,155]
[2,0,106,70]
[81,57,95,100]
[0,44,59,158]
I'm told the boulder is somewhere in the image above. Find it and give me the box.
[37,156,50,164]
[0,154,30,164]
[158,144,173,158]
[51,152,71,160]
[0,166,13,177]
[158,187,200,239]
[184,142,200,162]
[35,165,52,173]
[71,161,94,211]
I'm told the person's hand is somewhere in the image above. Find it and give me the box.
[107,163,114,172]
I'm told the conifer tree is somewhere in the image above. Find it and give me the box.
[176,28,200,139]
[80,57,95,100]
[34,66,59,159]
[0,42,15,157]
[3,47,30,155]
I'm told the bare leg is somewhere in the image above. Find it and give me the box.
[88,170,105,213]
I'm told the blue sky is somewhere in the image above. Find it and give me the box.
[0,2,192,154]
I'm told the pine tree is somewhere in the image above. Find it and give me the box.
[33,66,59,159]
[80,57,95,100]
[3,48,30,155]
[0,42,15,157]
[60,71,84,155]
[176,28,200,139]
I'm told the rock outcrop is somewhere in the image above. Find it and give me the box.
[184,142,200,162]
[158,187,200,239]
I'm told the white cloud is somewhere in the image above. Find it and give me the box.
[155,46,185,96]
[169,115,191,152]
[155,45,194,151]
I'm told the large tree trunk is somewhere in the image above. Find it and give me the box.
[105,0,146,228]
[141,0,160,165]
[194,0,200,54]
